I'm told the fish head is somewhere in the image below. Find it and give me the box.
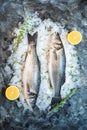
[51,32,62,45]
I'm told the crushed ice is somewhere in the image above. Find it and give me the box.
[6,13,81,110]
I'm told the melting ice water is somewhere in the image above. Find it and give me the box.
[6,13,81,110]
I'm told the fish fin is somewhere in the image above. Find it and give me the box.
[28,92,37,98]
[26,83,37,108]
[49,76,53,88]
[24,51,28,61]
[27,82,30,94]
[28,92,37,108]
[21,87,23,95]
[23,83,34,109]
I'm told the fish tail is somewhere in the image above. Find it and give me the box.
[27,32,38,44]
[51,96,61,108]
[27,33,33,44]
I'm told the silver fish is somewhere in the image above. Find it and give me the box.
[22,32,41,110]
[47,32,66,106]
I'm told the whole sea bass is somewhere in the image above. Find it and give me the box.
[22,32,41,110]
[47,32,66,107]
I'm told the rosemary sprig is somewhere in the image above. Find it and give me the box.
[51,88,77,112]
[13,17,35,52]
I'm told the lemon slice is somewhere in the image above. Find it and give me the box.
[5,86,20,100]
[67,31,82,45]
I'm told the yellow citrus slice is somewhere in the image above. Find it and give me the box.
[67,31,82,45]
[5,86,20,100]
